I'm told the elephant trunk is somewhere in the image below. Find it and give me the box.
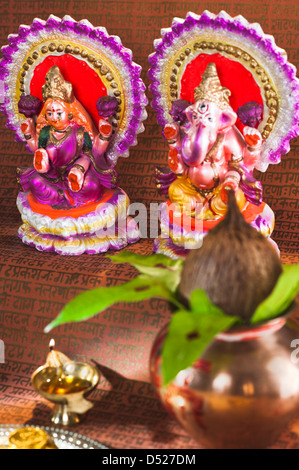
[182,123,210,166]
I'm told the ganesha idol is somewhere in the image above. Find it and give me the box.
[149,11,299,258]
[0,16,147,255]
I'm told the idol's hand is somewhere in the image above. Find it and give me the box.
[99,118,113,141]
[243,126,262,148]
[163,123,180,143]
[21,118,35,140]
[33,148,50,173]
[68,166,85,192]
[223,170,241,193]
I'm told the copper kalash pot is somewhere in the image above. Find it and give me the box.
[150,309,299,449]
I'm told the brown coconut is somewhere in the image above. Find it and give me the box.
[178,190,282,322]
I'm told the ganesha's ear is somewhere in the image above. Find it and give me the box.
[219,107,237,132]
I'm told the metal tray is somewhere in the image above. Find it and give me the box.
[0,424,108,449]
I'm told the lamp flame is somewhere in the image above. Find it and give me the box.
[49,339,55,351]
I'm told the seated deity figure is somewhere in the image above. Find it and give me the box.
[0,16,147,255]
[18,66,117,209]
[148,11,299,258]
[164,63,263,220]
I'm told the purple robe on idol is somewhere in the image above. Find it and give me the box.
[19,124,113,208]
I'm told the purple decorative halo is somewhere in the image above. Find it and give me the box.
[0,15,148,165]
[148,10,299,172]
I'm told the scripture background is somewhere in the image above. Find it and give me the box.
[0,0,298,449]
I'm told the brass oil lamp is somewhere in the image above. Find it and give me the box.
[31,340,100,426]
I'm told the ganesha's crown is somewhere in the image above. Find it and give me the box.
[42,66,74,103]
[194,63,231,109]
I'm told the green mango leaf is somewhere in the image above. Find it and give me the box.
[108,251,184,293]
[108,251,183,270]
[189,288,225,315]
[44,275,181,333]
[251,264,299,324]
[161,289,240,385]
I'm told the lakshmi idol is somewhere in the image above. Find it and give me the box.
[0,16,147,255]
[18,66,116,208]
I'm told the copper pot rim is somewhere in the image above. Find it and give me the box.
[216,301,298,341]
